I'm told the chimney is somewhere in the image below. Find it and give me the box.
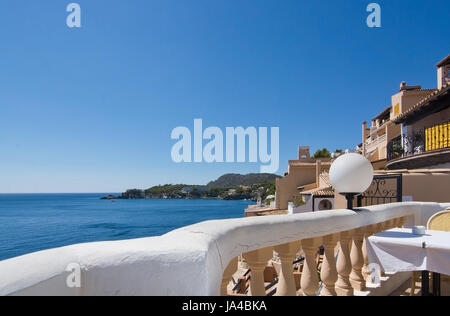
[399,81,422,92]
[362,121,368,155]
[298,146,310,160]
[400,81,407,91]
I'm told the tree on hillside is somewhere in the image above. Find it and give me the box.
[313,148,332,158]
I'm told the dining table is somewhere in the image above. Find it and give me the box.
[366,228,450,296]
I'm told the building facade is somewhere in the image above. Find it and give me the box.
[362,85,436,170]
[387,55,450,170]
[275,146,332,211]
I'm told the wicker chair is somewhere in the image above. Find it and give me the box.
[427,210,450,232]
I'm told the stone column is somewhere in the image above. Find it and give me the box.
[386,219,396,230]
[300,237,321,296]
[375,222,385,234]
[379,221,390,277]
[398,216,407,228]
[350,228,366,291]
[336,230,354,296]
[221,257,238,296]
[362,224,378,282]
[274,241,301,296]
[242,247,273,296]
[320,234,339,296]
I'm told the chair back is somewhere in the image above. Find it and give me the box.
[427,209,450,232]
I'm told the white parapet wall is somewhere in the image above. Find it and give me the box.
[0,202,449,296]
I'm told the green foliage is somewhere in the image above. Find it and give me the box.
[391,143,404,158]
[145,184,186,196]
[313,148,332,158]
[293,196,306,207]
[115,174,280,202]
[121,189,145,199]
[120,181,276,201]
[190,188,201,198]
[257,181,276,200]
[206,187,228,198]
[207,173,281,188]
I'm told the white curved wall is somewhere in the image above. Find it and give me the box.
[0,202,448,296]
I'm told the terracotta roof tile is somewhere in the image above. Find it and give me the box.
[393,84,449,123]
[301,186,334,197]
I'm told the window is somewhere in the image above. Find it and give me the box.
[318,199,333,211]
[394,104,400,116]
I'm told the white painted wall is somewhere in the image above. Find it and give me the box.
[287,195,313,214]
[0,202,448,296]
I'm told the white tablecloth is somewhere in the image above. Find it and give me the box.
[367,228,450,275]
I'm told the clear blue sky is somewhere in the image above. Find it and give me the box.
[0,0,449,193]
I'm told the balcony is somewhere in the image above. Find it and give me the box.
[387,121,450,169]
[0,202,449,296]
[365,134,387,161]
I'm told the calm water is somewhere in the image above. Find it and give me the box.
[0,194,252,261]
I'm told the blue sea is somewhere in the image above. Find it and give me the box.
[0,194,253,261]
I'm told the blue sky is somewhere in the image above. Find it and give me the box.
[0,0,449,193]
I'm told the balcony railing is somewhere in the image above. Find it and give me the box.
[366,134,387,151]
[387,133,424,161]
[387,121,450,162]
[0,202,449,296]
[425,120,450,152]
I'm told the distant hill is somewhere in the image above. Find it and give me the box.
[103,173,281,201]
[207,173,281,188]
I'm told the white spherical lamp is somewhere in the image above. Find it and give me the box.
[329,153,374,210]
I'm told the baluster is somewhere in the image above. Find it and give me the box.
[320,234,339,296]
[221,257,238,296]
[300,238,321,296]
[399,216,407,227]
[350,228,366,291]
[362,224,378,282]
[336,230,354,296]
[387,219,396,229]
[375,222,385,234]
[378,222,390,278]
[274,241,301,296]
[393,217,401,228]
[242,247,273,296]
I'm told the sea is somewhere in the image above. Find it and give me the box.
[0,194,253,261]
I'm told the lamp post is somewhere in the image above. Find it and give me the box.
[329,153,374,211]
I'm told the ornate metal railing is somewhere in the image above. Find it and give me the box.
[357,174,402,207]
[387,132,425,161]
[387,121,450,162]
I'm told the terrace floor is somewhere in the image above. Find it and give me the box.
[390,276,450,296]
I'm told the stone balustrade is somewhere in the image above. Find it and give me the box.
[234,215,411,296]
[0,202,449,296]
